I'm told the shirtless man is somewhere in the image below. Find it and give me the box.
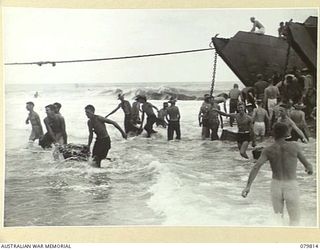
[214,103,254,159]
[53,102,62,115]
[132,96,142,125]
[250,17,265,34]
[277,105,307,143]
[166,98,181,140]
[198,94,211,139]
[85,105,127,168]
[137,95,159,138]
[157,102,169,128]
[229,84,241,126]
[43,104,67,145]
[25,102,43,142]
[254,74,269,101]
[252,99,269,141]
[208,96,223,140]
[289,103,310,141]
[264,80,280,125]
[241,87,256,109]
[242,122,313,226]
[106,93,138,134]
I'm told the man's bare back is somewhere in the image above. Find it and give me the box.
[252,107,268,122]
[264,141,303,180]
[264,85,279,99]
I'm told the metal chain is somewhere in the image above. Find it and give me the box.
[210,50,218,97]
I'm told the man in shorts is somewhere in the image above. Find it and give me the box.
[242,122,313,226]
[252,99,269,141]
[214,103,255,159]
[106,93,139,135]
[85,105,127,168]
[137,95,159,138]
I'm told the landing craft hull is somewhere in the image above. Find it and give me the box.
[212,31,306,87]
[288,16,317,73]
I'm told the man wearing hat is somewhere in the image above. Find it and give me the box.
[166,97,181,140]
[137,95,159,138]
[106,93,138,135]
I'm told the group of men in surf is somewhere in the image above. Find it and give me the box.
[198,68,315,159]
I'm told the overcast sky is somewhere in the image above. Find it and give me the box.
[3,7,317,84]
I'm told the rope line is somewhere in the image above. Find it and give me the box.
[5,47,214,66]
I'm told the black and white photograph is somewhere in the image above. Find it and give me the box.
[3,7,317,228]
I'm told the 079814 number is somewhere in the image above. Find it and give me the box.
[300,244,319,248]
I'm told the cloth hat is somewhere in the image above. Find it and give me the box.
[117,93,124,99]
[168,97,177,103]
[137,95,147,102]
[135,95,141,101]
[293,103,306,109]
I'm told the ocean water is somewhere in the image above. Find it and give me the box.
[4,81,317,227]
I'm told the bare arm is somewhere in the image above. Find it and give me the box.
[242,150,268,197]
[198,109,202,126]
[44,118,57,143]
[214,109,236,118]
[87,121,93,148]
[152,105,159,112]
[140,111,145,129]
[297,146,313,174]
[250,23,256,32]
[104,118,127,139]
[60,116,67,144]
[289,118,307,142]
[105,104,121,118]
[25,116,30,124]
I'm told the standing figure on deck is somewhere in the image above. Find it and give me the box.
[250,17,265,34]
[106,93,140,135]
[85,105,127,168]
[252,99,269,142]
[198,94,211,139]
[137,95,159,138]
[166,97,181,141]
[242,122,313,226]
[25,101,43,143]
[229,84,242,126]
[214,103,255,159]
